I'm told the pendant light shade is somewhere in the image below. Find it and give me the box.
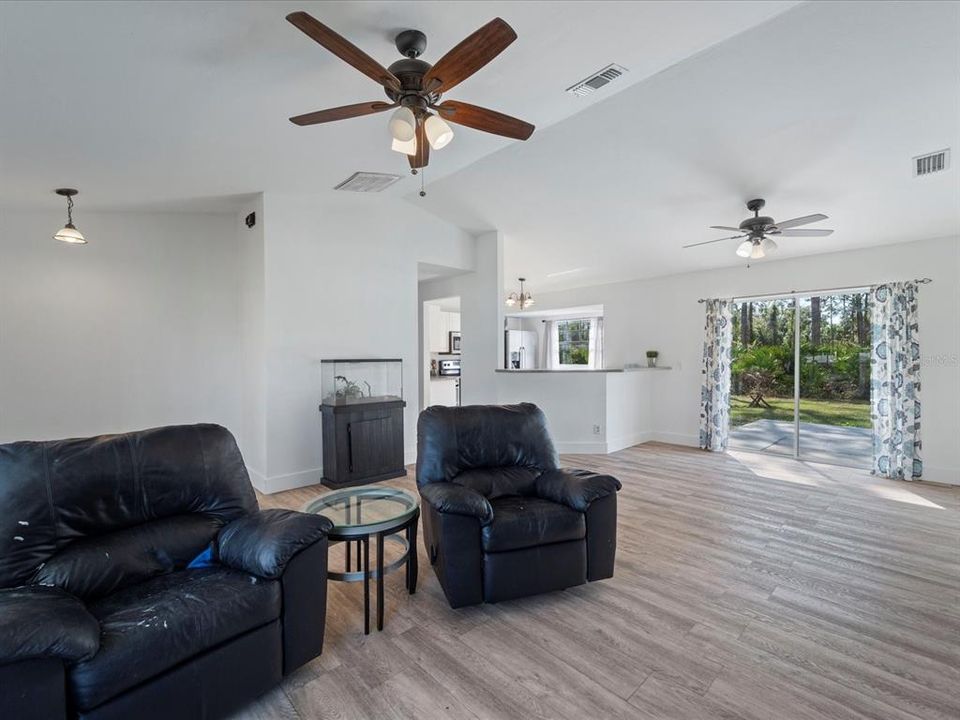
[735,239,753,258]
[53,189,87,244]
[760,236,778,254]
[424,114,454,150]
[388,106,416,142]
[391,136,417,156]
[750,242,765,260]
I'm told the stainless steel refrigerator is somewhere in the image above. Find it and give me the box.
[505,330,538,369]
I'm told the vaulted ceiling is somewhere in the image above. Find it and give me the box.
[2,2,956,289]
[0,0,797,212]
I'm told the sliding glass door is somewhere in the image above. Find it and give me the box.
[730,291,871,469]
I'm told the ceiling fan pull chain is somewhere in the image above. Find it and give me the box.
[419,167,426,197]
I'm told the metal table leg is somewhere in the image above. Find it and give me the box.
[406,513,419,594]
[363,535,370,635]
[377,531,385,631]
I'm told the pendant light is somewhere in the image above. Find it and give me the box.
[53,189,86,244]
[505,277,535,310]
[391,136,417,156]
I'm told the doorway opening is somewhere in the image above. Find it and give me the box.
[729,289,872,469]
[421,296,461,411]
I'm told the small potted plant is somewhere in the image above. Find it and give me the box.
[646,350,659,368]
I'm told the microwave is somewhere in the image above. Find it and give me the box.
[439,359,461,376]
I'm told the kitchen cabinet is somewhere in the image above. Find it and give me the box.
[427,307,461,353]
[430,377,459,407]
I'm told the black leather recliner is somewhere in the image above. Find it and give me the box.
[416,403,621,608]
[0,424,333,720]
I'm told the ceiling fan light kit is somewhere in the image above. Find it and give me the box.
[685,198,833,260]
[285,11,535,194]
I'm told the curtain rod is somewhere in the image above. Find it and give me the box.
[697,278,932,304]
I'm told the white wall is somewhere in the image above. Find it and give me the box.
[237,196,266,483]
[523,236,960,484]
[252,193,475,492]
[0,210,241,443]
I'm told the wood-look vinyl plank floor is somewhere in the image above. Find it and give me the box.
[233,443,959,720]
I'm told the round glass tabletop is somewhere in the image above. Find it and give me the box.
[304,486,419,537]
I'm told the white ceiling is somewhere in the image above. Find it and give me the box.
[0,0,798,212]
[417,1,960,291]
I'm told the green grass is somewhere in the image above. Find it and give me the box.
[730,395,871,428]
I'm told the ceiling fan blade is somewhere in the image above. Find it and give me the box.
[286,12,401,93]
[422,18,517,94]
[434,101,534,140]
[774,213,828,230]
[409,119,430,169]
[683,235,746,249]
[775,228,834,237]
[709,225,743,232]
[289,101,396,126]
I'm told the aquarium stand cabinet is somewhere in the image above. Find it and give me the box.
[320,399,407,488]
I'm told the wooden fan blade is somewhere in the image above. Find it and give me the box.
[709,225,744,232]
[435,101,534,140]
[683,235,746,248]
[286,12,401,92]
[775,228,834,237]
[409,119,430,169]
[422,18,517,94]
[290,101,396,126]
[774,213,828,230]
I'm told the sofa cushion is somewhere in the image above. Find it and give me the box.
[68,566,280,711]
[481,497,585,553]
[34,514,223,600]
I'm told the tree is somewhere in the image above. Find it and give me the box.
[740,303,752,346]
[810,296,822,346]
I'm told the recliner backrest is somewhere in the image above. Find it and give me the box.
[416,404,559,491]
[0,424,257,592]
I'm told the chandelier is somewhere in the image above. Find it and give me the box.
[505,277,535,310]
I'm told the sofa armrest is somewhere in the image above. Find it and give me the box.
[217,509,333,580]
[0,586,99,664]
[419,483,494,527]
[536,468,622,512]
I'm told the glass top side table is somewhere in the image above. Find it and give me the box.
[304,485,419,634]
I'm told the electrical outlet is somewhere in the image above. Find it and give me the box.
[592,425,601,435]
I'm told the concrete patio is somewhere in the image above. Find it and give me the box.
[730,419,872,469]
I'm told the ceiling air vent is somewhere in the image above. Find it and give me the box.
[566,63,628,97]
[334,172,401,193]
[913,149,950,177]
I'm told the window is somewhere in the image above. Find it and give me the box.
[557,319,591,366]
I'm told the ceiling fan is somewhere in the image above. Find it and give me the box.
[285,12,535,177]
[684,199,834,259]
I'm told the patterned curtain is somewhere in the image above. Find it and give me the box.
[699,299,733,451]
[870,282,922,480]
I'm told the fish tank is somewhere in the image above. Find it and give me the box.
[320,359,403,406]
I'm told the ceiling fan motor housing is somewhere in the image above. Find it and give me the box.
[386,56,439,105]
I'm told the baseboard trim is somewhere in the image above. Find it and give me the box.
[921,465,960,486]
[606,432,656,454]
[649,432,699,448]
[256,467,323,495]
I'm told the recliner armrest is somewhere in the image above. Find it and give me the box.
[419,483,494,526]
[536,468,622,512]
[0,586,99,664]
[217,509,333,580]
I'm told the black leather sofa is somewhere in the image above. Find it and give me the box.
[0,424,333,720]
[416,403,621,608]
